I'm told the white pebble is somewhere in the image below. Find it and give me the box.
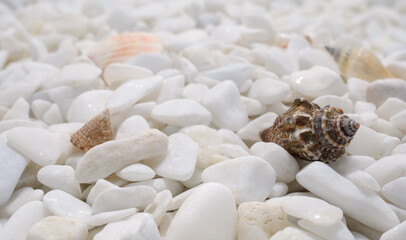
[268,182,289,198]
[144,190,172,225]
[381,220,406,240]
[265,47,297,77]
[115,115,150,140]
[298,47,339,72]
[298,219,354,240]
[346,126,384,159]
[241,96,267,116]
[390,109,406,131]
[392,143,406,155]
[156,75,185,103]
[116,163,155,182]
[103,63,153,88]
[376,97,406,120]
[67,90,113,122]
[126,178,184,197]
[37,165,81,198]
[382,177,406,209]
[366,79,406,106]
[42,104,64,125]
[199,63,252,87]
[182,83,209,103]
[248,78,290,105]
[313,95,353,113]
[43,190,91,219]
[3,98,29,120]
[270,226,324,240]
[127,53,173,73]
[86,179,118,205]
[237,112,278,142]
[0,187,43,218]
[354,101,376,114]
[364,154,406,187]
[54,63,101,87]
[27,216,88,240]
[87,208,138,227]
[347,78,369,102]
[31,100,52,120]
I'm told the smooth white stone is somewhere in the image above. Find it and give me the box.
[47,86,86,119]
[265,47,297,77]
[376,97,406,120]
[270,227,324,240]
[54,13,88,37]
[346,126,384,159]
[43,190,91,219]
[330,155,375,173]
[211,143,249,163]
[298,48,339,72]
[0,143,30,206]
[111,102,156,129]
[371,118,404,138]
[156,75,185,103]
[66,90,112,122]
[344,170,381,192]
[125,178,184,197]
[268,182,289,198]
[127,53,173,73]
[144,190,172,225]
[42,104,64,125]
[217,128,249,152]
[389,203,406,222]
[366,79,406,106]
[296,162,399,232]
[3,97,29,120]
[237,112,278,142]
[147,133,198,181]
[104,63,153,88]
[381,220,406,240]
[357,111,378,127]
[250,142,299,183]
[240,28,273,46]
[165,183,236,240]
[237,201,290,240]
[386,61,406,80]
[28,38,48,60]
[92,186,156,213]
[344,215,382,240]
[392,143,406,155]
[182,83,209,103]
[151,99,211,127]
[241,96,267,116]
[288,66,347,98]
[94,213,160,240]
[351,231,370,240]
[55,63,101,87]
[75,129,168,183]
[86,179,118,205]
[115,163,155,182]
[7,127,61,166]
[347,78,369,102]
[154,15,195,33]
[201,156,276,204]
[248,78,290,105]
[298,219,354,240]
[37,165,81,198]
[167,187,199,211]
[181,167,203,188]
[382,136,401,157]
[382,177,406,209]
[199,63,252,87]
[0,201,46,240]
[0,187,43,218]
[365,155,406,187]
[390,109,406,131]
[27,216,87,240]
[354,101,376,114]
[115,115,150,140]
[287,36,311,60]
[87,208,138,227]
[281,196,343,226]
[203,80,249,131]
[211,25,241,44]
[165,29,208,52]
[106,76,163,114]
[313,95,353,113]
[41,46,78,68]
[159,212,174,237]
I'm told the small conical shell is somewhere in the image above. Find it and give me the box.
[325,46,393,82]
[70,109,114,151]
[89,32,164,69]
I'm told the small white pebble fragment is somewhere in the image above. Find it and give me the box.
[86,179,118,205]
[265,47,297,77]
[298,47,339,72]
[296,162,399,232]
[248,78,290,105]
[103,63,153,88]
[3,97,30,120]
[156,75,185,103]
[217,128,249,152]
[115,115,150,140]
[87,208,137,227]
[347,78,369,102]
[270,226,324,240]
[241,96,267,116]
[27,216,88,240]
[390,109,406,131]
[392,143,406,155]
[7,127,61,166]
[151,99,211,127]
[200,63,252,87]
[147,133,198,181]
[376,97,406,120]
[268,182,289,198]
[354,101,376,114]
[281,196,343,226]
[92,186,156,213]
[364,154,406,187]
[0,187,43,218]
[298,219,354,240]
[366,79,406,106]
[351,231,370,240]
[55,63,101,87]
[116,163,155,182]
[126,178,184,197]
[371,118,404,139]
[43,190,91,219]
[211,143,249,162]
[182,83,209,103]
[382,177,406,209]
[201,156,276,204]
[144,190,172,225]
[106,76,163,114]
[313,95,353,113]
[203,80,249,131]
[181,167,203,189]
[380,220,406,240]
[75,129,168,183]
[127,53,173,73]
[0,201,46,240]
[237,112,278,142]
[42,104,64,125]
[165,183,237,240]
[37,165,81,198]
[389,203,406,222]
[250,142,299,183]
[344,170,381,192]
[346,126,384,159]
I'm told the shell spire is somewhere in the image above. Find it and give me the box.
[70,109,114,152]
[260,98,360,162]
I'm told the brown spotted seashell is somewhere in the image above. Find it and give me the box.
[70,109,114,151]
[325,46,393,82]
[89,32,164,69]
[261,98,360,162]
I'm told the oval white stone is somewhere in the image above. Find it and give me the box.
[43,190,91,219]
[115,115,150,140]
[381,220,406,240]
[248,78,290,105]
[313,95,353,113]
[364,154,406,187]
[103,63,153,88]
[382,177,406,209]
[37,165,81,198]
[27,216,88,240]
[87,208,138,227]
[116,163,155,182]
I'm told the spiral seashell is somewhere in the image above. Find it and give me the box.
[88,32,164,69]
[325,46,393,82]
[70,109,114,152]
[260,98,360,162]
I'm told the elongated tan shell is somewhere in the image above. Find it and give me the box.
[325,46,393,82]
[70,109,114,151]
[89,32,164,69]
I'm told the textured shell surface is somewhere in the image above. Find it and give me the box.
[325,46,392,82]
[70,109,114,152]
[89,32,164,69]
[261,98,360,162]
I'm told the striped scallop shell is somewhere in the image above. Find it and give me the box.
[325,46,393,82]
[260,98,359,162]
[89,32,164,69]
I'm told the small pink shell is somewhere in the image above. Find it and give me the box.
[89,32,164,69]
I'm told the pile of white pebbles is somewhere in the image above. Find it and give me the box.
[1,0,406,239]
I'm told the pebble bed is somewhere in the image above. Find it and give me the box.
[1,0,406,240]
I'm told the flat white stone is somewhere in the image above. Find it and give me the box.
[156,75,185,103]
[27,216,88,240]
[127,53,173,73]
[106,76,163,114]
[0,201,46,240]
[42,104,64,125]
[115,115,150,140]
[389,203,406,222]
[151,99,211,127]
[182,83,209,103]
[55,63,101,87]
[103,63,153,88]
[241,96,267,116]
[296,162,399,232]
[281,196,343,226]
[376,97,406,120]
[43,190,91,219]
[390,109,406,131]
[7,127,61,166]
[346,126,384,159]
[351,231,370,240]
[298,47,339,72]
[237,112,278,142]
[75,129,168,183]
[250,142,299,183]
[3,97,30,120]
[0,187,43,218]
[125,178,184,197]
[366,79,406,106]
[211,24,241,44]
[364,154,406,187]
[201,156,276,204]
[344,170,381,192]
[92,186,156,213]
[298,219,354,240]
[382,177,406,209]
[371,118,404,139]
[268,182,289,198]
[265,47,297,77]
[199,63,252,87]
[211,143,249,163]
[354,101,376,114]
[147,133,198,181]
[165,183,237,240]
[86,179,118,205]
[37,165,81,198]
[381,220,406,240]
[392,143,406,155]
[144,190,172,225]
[248,78,290,105]
[217,128,249,152]
[347,78,369,103]
[116,163,155,182]
[181,167,203,188]
[313,95,353,113]
[270,227,324,240]
[203,80,249,131]
[87,208,138,227]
